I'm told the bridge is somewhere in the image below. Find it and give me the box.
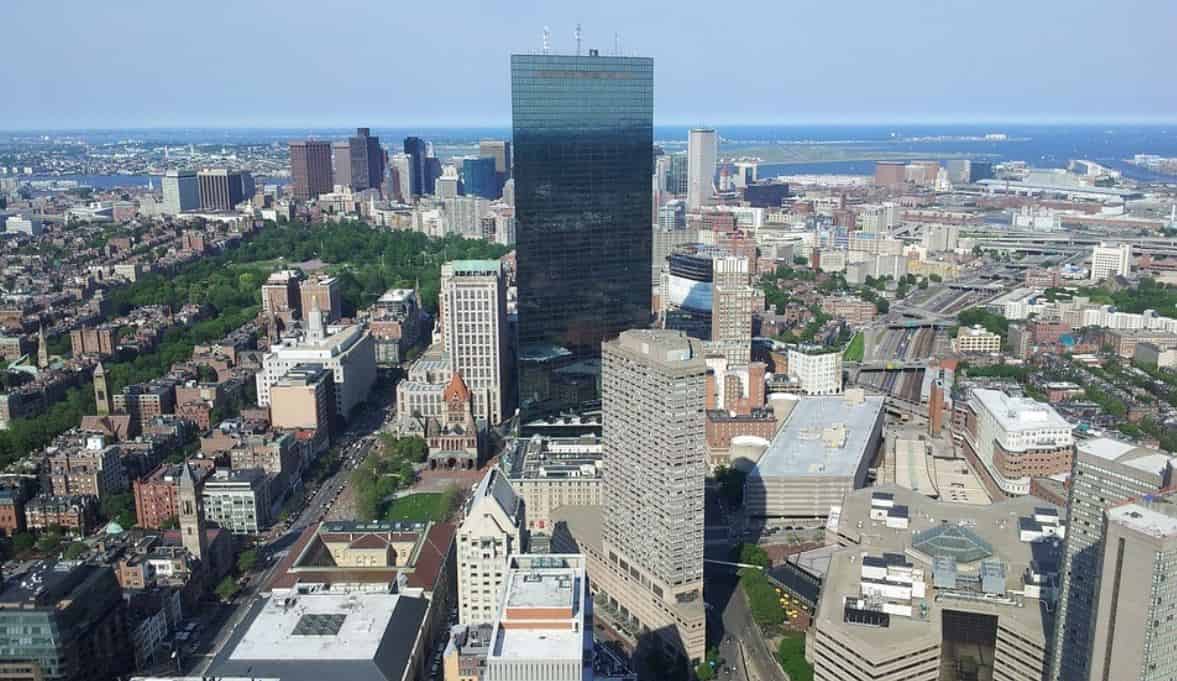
[855,360,934,371]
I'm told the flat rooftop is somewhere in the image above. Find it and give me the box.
[750,394,885,479]
[492,560,587,664]
[504,570,577,610]
[211,592,428,681]
[1077,437,1176,476]
[1109,494,1177,539]
[972,388,1070,433]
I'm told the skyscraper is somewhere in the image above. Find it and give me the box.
[161,168,199,214]
[1048,438,1175,681]
[289,140,334,201]
[332,138,365,191]
[511,52,654,419]
[197,168,244,211]
[463,157,498,199]
[687,128,717,209]
[441,260,509,425]
[478,139,512,190]
[599,329,707,663]
[356,127,384,191]
[403,136,428,197]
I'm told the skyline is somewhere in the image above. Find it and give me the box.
[2,0,1176,129]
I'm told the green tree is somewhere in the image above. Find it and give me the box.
[215,575,239,601]
[735,543,770,568]
[237,548,259,573]
[62,542,88,560]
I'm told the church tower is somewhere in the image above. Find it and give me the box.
[93,362,111,415]
[36,326,48,370]
[178,462,208,561]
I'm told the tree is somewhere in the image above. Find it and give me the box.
[215,576,239,602]
[62,542,88,560]
[793,255,808,266]
[11,532,34,554]
[99,492,136,528]
[929,273,943,283]
[735,543,770,568]
[237,548,259,573]
[713,466,746,507]
[875,299,890,314]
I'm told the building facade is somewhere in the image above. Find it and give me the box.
[964,388,1073,497]
[161,169,199,214]
[511,52,654,419]
[786,349,844,395]
[441,260,509,425]
[289,140,334,201]
[687,128,717,210]
[456,469,524,625]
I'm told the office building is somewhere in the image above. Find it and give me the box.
[269,363,335,434]
[505,434,603,533]
[161,169,199,214]
[785,349,844,395]
[435,166,461,200]
[262,269,304,322]
[710,256,761,365]
[745,390,884,519]
[813,485,1063,681]
[391,153,413,202]
[457,469,524,624]
[479,139,512,189]
[4,215,43,236]
[257,314,376,419]
[483,554,591,681]
[857,203,898,233]
[951,325,1003,353]
[1086,491,1177,681]
[1090,241,1133,282]
[201,468,272,534]
[289,140,334,201]
[0,562,130,681]
[874,161,906,188]
[659,243,719,340]
[1048,438,1176,681]
[404,136,428,197]
[357,127,384,191]
[963,388,1073,497]
[197,168,245,211]
[463,157,498,199]
[332,138,366,192]
[300,275,343,324]
[511,52,654,419]
[687,128,717,210]
[441,260,509,425]
[596,329,707,662]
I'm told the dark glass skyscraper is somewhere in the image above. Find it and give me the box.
[462,157,498,199]
[403,136,427,197]
[511,52,654,419]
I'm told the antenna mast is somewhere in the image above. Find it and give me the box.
[575,23,582,56]
[542,26,551,54]
[614,32,621,56]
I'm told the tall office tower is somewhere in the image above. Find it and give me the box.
[463,157,498,199]
[687,128,717,210]
[1048,438,1175,681]
[1086,491,1177,681]
[403,136,428,197]
[1090,241,1133,282]
[456,469,524,624]
[289,140,334,201]
[441,260,509,424]
[161,168,199,214]
[196,169,239,211]
[669,152,689,194]
[435,166,461,200]
[710,256,760,365]
[600,329,707,663]
[331,138,365,191]
[511,52,654,420]
[390,153,413,202]
[425,157,443,196]
[874,161,906,188]
[478,139,512,189]
[356,127,384,190]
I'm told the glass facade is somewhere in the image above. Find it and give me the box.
[511,53,654,420]
[463,157,499,199]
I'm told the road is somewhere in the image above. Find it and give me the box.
[705,569,786,681]
[183,387,395,675]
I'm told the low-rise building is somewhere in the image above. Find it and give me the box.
[951,324,1002,354]
[24,494,99,535]
[200,468,273,534]
[786,349,843,395]
[133,462,213,529]
[1135,340,1177,368]
[745,390,885,519]
[963,388,1074,497]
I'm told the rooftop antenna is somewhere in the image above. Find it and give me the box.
[542,26,551,54]
[614,32,620,56]
[575,23,582,56]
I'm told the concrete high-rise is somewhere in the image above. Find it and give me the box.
[511,52,653,420]
[687,128,717,210]
[161,168,199,214]
[404,136,428,197]
[478,139,512,189]
[290,140,334,201]
[441,260,509,425]
[332,138,365,191]
[1085,491,1177,681]
[599,329,707,663]
[1048,438,1176,681]
[1090,241,1132,282]
[710,256,760,365]
[390,152,413,203]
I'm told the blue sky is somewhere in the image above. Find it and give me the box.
[2,0,1175,129]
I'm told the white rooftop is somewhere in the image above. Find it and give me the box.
[1109,500,1177,539]
[751,394,885,479]
[1078,437,1176,476]
[972,388,1071,433]
[229,593,400,662]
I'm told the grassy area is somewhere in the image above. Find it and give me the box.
[777,633,814,681]
[383,490,457,523]
[843,332,865,362]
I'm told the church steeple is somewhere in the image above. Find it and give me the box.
[178,462,207,561]
[36,326,48,370]
[93,361,111,415]
[306,294,324,343]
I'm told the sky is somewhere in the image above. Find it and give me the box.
[2,0,1176,129]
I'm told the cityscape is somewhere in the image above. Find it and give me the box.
[1,4,1177,681]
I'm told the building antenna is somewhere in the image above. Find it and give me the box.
[542,26,551,54]
[575,23,582,56]
[614,32,621,56]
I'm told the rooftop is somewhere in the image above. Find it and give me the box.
[971,388,1071,433]
[211,592,428,681]
[750,393,885,479]
[1108,493,1177,539]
